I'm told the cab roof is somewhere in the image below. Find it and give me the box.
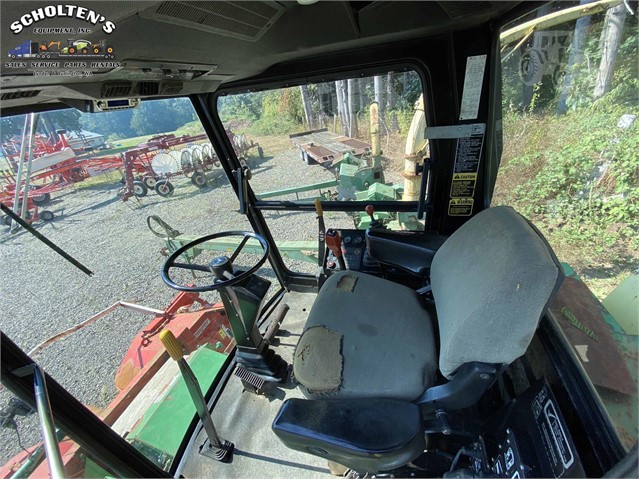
[1,1,527,113]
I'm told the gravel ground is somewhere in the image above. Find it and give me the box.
[0,146,356,465]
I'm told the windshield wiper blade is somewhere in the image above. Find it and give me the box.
[1,203,93,277]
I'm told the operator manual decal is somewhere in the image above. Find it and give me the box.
[448,123,484,216]
[459,54,487,121]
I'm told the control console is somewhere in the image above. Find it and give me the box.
[325,229,380,273]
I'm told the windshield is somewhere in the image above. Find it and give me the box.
[0,98,275,474]
[216,70,429,273]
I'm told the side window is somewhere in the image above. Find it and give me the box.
[218,71,427,231]
[494,3,638,449]
[495,3,638,300]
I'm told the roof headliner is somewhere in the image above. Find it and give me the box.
[1,1,528,112]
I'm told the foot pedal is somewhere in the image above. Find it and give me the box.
[235,366,266,394]
[200,437,234,462]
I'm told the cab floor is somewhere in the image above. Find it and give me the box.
[177,291,330,478]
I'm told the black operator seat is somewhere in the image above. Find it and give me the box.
[273,206,564,474]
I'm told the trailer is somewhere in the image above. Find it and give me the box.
[289,128,372,167]
[0,189,55,225]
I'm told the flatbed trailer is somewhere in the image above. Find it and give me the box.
[289,128,371,167]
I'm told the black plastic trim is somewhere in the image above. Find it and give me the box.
[538,314,627,474]
[418,361,501,412]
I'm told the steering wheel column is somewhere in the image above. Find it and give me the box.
[162,231,288,382]
[218,275,287,382]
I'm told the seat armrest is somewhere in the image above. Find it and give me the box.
[417,362,503,412]
[273,398,425,473]
[365,229,448,276]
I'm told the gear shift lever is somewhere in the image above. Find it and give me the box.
[365,205,383,229]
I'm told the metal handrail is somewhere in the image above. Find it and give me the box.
[13,364,65,479]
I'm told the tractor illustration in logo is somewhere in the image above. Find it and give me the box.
[519,31,572,87]
[61,39,114,58]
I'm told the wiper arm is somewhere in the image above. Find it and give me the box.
[1,203,93,276]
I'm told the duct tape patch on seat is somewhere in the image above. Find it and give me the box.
[293,326,343,394]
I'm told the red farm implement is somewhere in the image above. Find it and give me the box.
[115,130,261,201]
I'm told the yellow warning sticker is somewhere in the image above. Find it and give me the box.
[451,172,477,198]
[448,198,474,216]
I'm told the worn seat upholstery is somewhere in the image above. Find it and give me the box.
[293,206,562,398]
[293,270,437,401]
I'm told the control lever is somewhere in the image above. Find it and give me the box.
[263,303,290,344]
[160,330,234,462]
[314,199,326,268]
[365,205,383,229]
[325,229,346,270]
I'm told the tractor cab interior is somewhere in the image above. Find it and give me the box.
[1,1,637,478]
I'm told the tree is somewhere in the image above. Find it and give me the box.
[556,0,594,114]
[1,110,81,143]
[593,3,627,99]
[347,78,358,137]
[335,80,349,135]
[358,78,367,111]
[0,116,27,142]
[386,72,395,109]
[81,108,135,140]
[299,85,313,129]
[44,109,81,133]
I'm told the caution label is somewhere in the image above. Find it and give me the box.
[448,198,474,216]
[448,126,484,216]
[451,172,478,198]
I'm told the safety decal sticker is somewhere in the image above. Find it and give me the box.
[451,172,478,198]
[448,198,473,216]
[448,123,484,216]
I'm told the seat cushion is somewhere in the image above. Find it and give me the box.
[294,271,437,401]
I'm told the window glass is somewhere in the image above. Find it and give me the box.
[495,3,638,449]
[218,71,428,231]
[0,98,265,473]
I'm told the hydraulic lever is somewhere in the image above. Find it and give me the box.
[365,205,384,229]
[12,364,64,479]
[325,229,346,270]
[416,158,431,220]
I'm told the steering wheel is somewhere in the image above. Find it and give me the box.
[161,231,269,292]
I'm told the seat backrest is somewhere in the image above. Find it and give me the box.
[430,206,563,378]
